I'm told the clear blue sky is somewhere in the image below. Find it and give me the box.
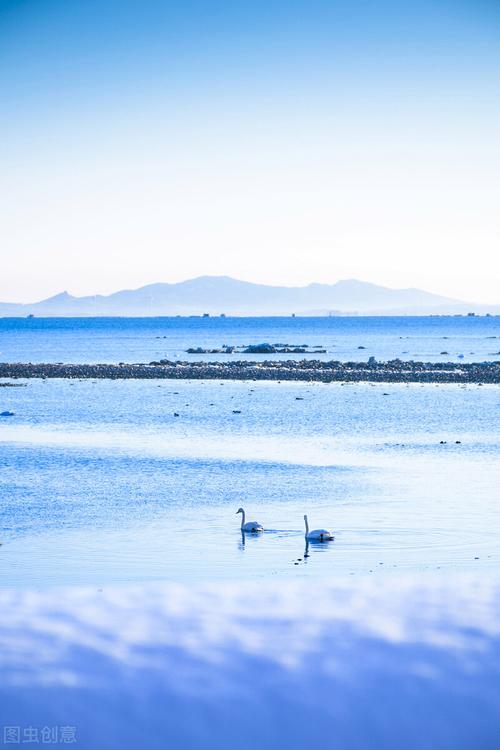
[1,0,499,302]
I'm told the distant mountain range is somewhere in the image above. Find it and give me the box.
[0,276,498,317]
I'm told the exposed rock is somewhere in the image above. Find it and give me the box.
[0,361,498,384]
[184,343,326,355]
[243,344,277,354]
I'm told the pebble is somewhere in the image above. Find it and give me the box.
[0,360,498,384]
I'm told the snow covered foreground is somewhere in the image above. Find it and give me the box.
[1,577,500,750]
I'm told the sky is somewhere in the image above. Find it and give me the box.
[0,0,499,304]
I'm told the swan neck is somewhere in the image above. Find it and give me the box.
[240,509,245,528]
[304,516,309,534]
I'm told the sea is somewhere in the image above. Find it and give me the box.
[0,314,499,363]
[0,315,499,588]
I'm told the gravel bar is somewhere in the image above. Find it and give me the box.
[1,359,499,383]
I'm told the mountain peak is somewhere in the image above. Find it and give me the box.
[42,291,74,303]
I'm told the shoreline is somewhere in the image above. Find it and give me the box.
[1,359,499,383]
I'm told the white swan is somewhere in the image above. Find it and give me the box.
[236,507,264,533]
[304,514,334,541]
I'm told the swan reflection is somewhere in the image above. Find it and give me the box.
[239,529,265,550]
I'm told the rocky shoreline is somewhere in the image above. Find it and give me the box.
[0,359,499,383]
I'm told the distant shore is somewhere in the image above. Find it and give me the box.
[1,359,499,383]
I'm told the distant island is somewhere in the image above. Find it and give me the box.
[1,276,498,317]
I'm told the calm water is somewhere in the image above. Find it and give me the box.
[0,377,498,587]
[1,315,499,363]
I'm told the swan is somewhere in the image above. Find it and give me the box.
[304,514,334,541]
[236,507,264,533]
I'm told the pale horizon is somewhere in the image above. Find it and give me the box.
[1,0,499,305]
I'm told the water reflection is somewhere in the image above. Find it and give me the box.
[238,530,266,550]
[292,537,336,568]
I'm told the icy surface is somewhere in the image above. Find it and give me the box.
[1,577,500,749]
